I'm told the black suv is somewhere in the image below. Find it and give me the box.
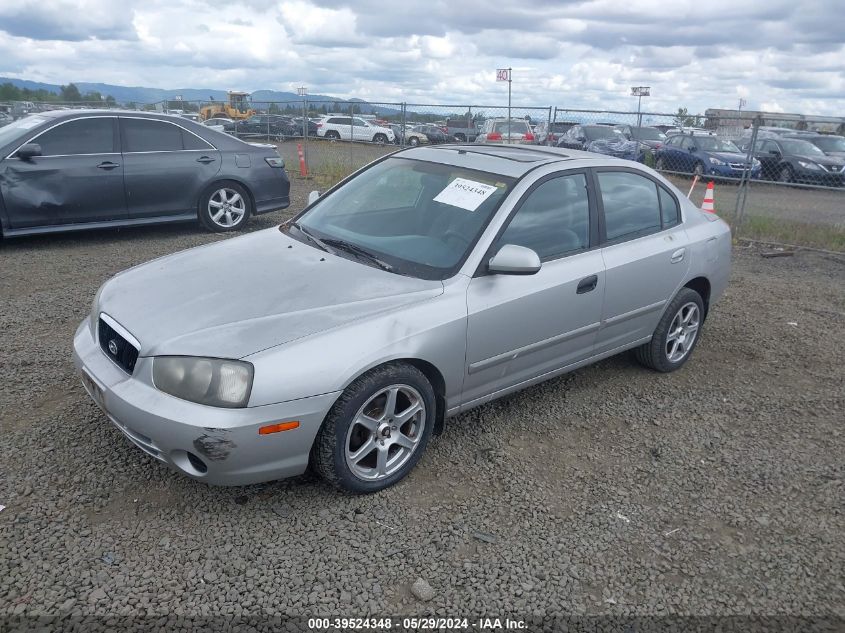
[749,137,845,186]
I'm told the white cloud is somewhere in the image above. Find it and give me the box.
[0,0,842,116]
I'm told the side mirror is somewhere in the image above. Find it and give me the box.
[768,149,780,155]
[17,143,41,160]
[487,244,542,275]
[307,191,320,205]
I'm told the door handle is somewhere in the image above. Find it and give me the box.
[196,156,216,164]
[670,248,686,264]
[96,161,120,170]
[576,274,598,294]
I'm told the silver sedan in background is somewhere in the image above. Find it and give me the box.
[74,144,731,493]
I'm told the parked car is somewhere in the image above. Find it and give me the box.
[414,124,453,144]
[0,110,290,237]
[444,118,481,142]
[203,117,236,133]
[747,137,845,185]
[614,125,667,151]
[556,124,623,151]
[315,115,394,143]
[236,114,297,140]
[585,137,641,162]
[0,112,12,128]
[291,116,319,137]
[655,133,761,180]
[786,134,845,159]
[475,118,534,144]
[74,144,731,493]
[398,126,428,146]
[534,121,577,146]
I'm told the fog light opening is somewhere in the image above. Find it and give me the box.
[170,449,208,476]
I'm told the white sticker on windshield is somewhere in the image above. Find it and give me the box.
[433,178,498,211]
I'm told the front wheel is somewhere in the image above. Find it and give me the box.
[199,182,251,232]
[779,165,794,183]
[373,133,388,144]
[655,156,666,170]
[634,288,704,372]
[312,363,435,493]
[693,162,705,178]
[409,136,420,146]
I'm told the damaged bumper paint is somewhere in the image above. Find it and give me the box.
[72,318,340,486]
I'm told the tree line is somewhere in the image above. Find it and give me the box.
[0,82,116,104]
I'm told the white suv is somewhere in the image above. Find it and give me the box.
[316,116,395,143]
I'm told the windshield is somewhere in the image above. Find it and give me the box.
[0,115,48,148]
[695,137,741,153]
[808,137,845,152]
[780,139,825,156]
[584,126,621,140]
[630,127,666,141]
[292,157,516,279]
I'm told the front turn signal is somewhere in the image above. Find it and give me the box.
[259,421,300,435]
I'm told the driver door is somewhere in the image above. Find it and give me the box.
[462,172,604,407]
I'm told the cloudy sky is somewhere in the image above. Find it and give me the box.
[0,0,843,115]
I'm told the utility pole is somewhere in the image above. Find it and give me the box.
[631,86,650,128]
[298,86,308,167]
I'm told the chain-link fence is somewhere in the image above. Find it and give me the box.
[4,97,843,250]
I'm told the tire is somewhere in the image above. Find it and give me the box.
[454,133,466,142]
[693,162,705,178]
[655,156,666,171]
[373,133,388,144]
[312,362,435,494]
[325,130,340,140]
[409,136,420,147]
[779,165,794,183]
[634,288,705,373]
[198,181,252,232]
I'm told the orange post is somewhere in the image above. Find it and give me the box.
[701,181,716,213]
[296,143,308,177]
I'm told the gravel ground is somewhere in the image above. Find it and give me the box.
[1,167,844,630]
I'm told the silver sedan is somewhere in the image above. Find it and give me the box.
[74,144,731,493]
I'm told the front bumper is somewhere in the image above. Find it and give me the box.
[708,164,761,179]
[73,319,339,486]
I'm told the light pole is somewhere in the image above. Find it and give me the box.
[298,86,308,166]
[631,86,650,128]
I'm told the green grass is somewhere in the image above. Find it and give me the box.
[722,212,845,252]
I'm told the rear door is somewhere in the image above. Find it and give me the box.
[593,168,689,354]
[120,117,221,219]
[463,171,604,405]
[0,116,125,228]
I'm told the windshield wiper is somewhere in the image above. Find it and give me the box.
[320,238,394,272]
[290,221,331,253]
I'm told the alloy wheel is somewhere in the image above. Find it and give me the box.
[665,302,700,363]
[208,188,246,228]
[344,384,426,481]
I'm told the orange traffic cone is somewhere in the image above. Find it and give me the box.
[701,181,716,213]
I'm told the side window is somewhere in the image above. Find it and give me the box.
[353,118,368,126]
[658,185,680,228]
[496,174,590,260]
[182,130,213,150]
[597,171,661,242]
[33,118,115,156]
[121,119,184,152]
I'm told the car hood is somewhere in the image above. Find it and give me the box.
[98,228,444,359]
[821,151,845,158]
[795,154,845,166]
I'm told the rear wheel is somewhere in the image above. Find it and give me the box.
[199,182,251,232]
[634,288,704,373]
[312,363,435,493]
[325,130,340,140]
[409,136,420,147]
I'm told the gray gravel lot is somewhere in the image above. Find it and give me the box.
[1,162,844,629]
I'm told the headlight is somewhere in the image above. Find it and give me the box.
[90,285,104,337]
[153,357,254,408]
[798,161,821,170]
[708,157,726,165]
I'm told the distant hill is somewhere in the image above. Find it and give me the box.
[0,77,399,114]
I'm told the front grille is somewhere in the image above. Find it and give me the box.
[98,318,139,375]
[729,162,746,170]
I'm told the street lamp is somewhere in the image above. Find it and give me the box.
[630,86,650,128]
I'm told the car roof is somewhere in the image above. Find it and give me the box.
[35,109,195,123]
[395,143,613,178]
